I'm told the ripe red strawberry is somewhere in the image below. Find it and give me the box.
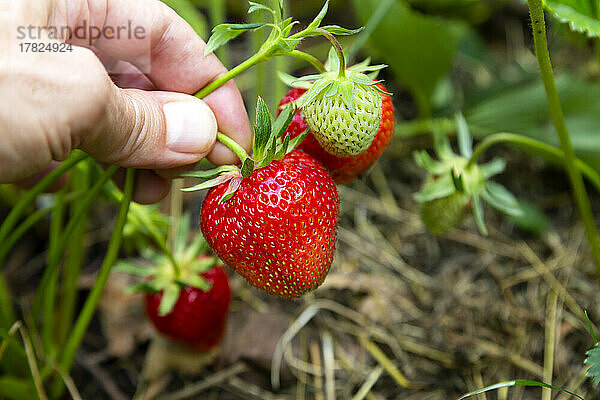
[200,150,339,298]
[278,84,394,184]
[145,264,231,351]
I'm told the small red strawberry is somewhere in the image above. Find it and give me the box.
[145,264,230,351]
[200,150,339,298]
[183,98,340,299]
[278,83,394,184]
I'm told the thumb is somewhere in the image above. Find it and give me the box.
[81,87,218,169]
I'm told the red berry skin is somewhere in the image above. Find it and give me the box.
[201,150,339,299]
[278,84,395,184]
[145,265,231,351]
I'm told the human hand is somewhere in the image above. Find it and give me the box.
[0,0,252,203]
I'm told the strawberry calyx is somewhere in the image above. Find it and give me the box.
[181,97,308,202]
[115,215,217,316]
[413,114,523,235]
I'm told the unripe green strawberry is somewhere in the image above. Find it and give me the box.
[420,191,470,235]
[302,76,383,157]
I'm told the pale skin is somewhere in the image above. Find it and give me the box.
[0,0,252,203]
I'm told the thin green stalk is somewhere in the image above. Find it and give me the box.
[0,152,88,250]
[0,274,15,330]
[32,166,119,323]
[195,50,271,99]
[289,50,326,73]
[528,0,600,273]
[217,132,250,162]
[316,28,346,79]
[0,192,84,269]
[41,189,66,356]
[469,133,600,193]
[51,168,135,399]
[57,164,90,346]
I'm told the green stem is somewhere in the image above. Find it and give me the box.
[0,152,88,251]
[289,50,326,73]
[32,166,119,323]
[208,0,229,67]
[530,0,600,272]
[217,132,250,162]
[51,168,135,398]
[469,133,600,193]
[316,28,346,79]
[195,50,271,99]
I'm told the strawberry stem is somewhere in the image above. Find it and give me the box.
[316,28,346,79]
[289,50,327,73]
[217,132,251,164]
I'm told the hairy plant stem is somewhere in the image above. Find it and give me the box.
[51,168,135,399]
[217,132,250,162]
[289,50,326,73]
[528,0,600,273]
[316,28,346,79]
[0,152,88,253]
[469,133,600,194]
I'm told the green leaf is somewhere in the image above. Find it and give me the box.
[253,97,272,160]
[0,376,36,400]
[307,0,329,31]
[158,284,181,317]
[466,74,600,173]
[472,194,487,235]
[339,80,355,112]
[545,0,600,38]
[507,199,550,235]
[455,113,472,158]
[482,182,523,217]
[351,0,466,113]
[205,23,268,55]
[586,346,600,386]
[457,379,584,400]
[321,25,364,36]
[414,174,456,203]
[113,261,154,277]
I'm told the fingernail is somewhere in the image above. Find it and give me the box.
[164,100,217,154]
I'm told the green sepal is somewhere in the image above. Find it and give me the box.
[189,257,217,274]
[125,277,169,295]
[321,25,364,36]
[480,158,506,179]
[302,78,335,106]
[183,230,209,262]
[455,113,473,158]
[350,73,377,86]
[272,104,296,139]
[180,165,239,179]
[325,80,339,97]
[339,79,355,112]
[113,261,155,277]
[253,97,272,161]
[181,275,211,292]
[414,174,456,203]
[276,134,291,160]
[413,151,447,175]
[288,129,309,154]
[451,169,466,193]
[220,177,243,202]
[281,18,298,36]
[181,171,238,192]
[585,345,600,386]
[240,159,254,179]
[278,71,313,89]
[205,23,268,55]
[482,182,523,217]
[472,194,488,235]
[174,213,191,256]
[158,284,181,317]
